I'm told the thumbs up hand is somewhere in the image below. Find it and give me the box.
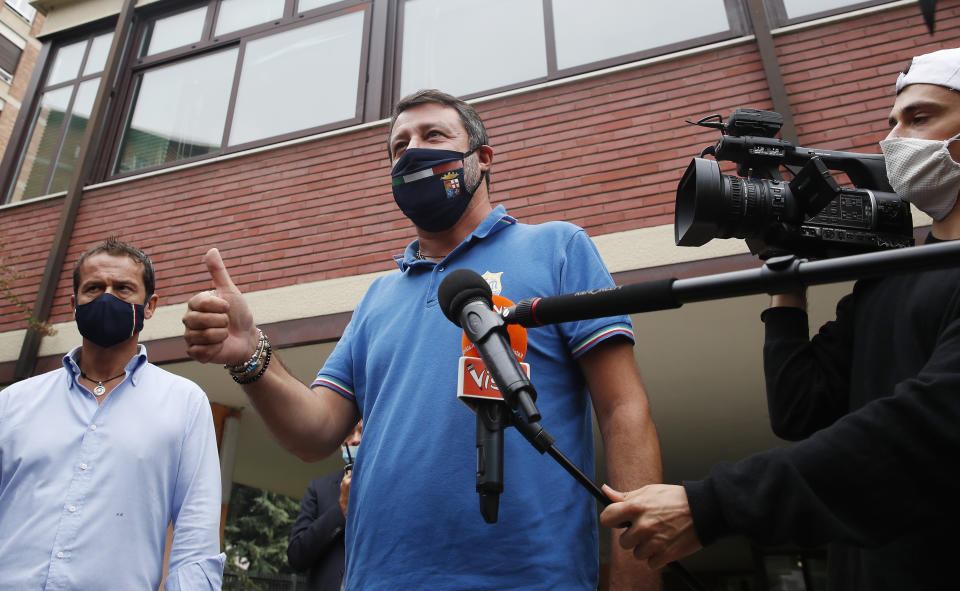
[182,248,260,365]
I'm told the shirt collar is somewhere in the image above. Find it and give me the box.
[62,344,149,390]
[394,205,518,271]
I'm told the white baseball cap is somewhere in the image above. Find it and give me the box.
[896,47,960,93]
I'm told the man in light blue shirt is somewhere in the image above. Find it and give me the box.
[0,237,225,590]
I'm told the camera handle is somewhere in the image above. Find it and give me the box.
[504,410,712,591]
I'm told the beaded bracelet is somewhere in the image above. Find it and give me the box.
[226,329,272,384]
[225,329,266,374]
[233,344,271,385]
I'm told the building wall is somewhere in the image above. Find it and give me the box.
[1,4,957,580]
[777,3,958,149]
[0,0,958,372]
[0,4,43,156]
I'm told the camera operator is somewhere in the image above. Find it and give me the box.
[600,47,960,589]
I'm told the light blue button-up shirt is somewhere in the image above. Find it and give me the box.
[0,345,225,590]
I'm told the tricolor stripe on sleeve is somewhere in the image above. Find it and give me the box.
[571,324,635,358]
[312,376,355,399]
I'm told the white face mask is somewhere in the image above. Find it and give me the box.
[880,132,960,221]
[342,444,359,465]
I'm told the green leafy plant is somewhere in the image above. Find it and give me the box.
[0,252,54,336]
[223,483,301,583]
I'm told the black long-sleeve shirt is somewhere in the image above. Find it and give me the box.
[684,238,960,590]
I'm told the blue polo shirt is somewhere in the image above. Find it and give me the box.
[314,206,633,590]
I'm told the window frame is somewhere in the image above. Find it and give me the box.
[5,0,36,23]
[391,0,751,102]
[7,0,833,202]
[0,32,24,81]
[95,0,372,182]
[762,0,898,27]
[4,26,113,203]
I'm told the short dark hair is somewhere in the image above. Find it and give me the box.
[387,89,489,158]
[73,237,155,298]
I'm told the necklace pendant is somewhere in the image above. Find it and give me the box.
[94,383,106,396]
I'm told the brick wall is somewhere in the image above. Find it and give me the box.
[779,1,960,151]
[0,195,60,332]
[0,13,45,158]
[483,41,769,235]
[1,0,958,332]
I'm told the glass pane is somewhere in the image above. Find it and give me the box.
[229,12,364,146]
[9,86,74,201]
[215,0,285,36]
[48,79,99,193]
[47,40,86,85]
[400,0,546,97]
[115,49,238,174]
[82,32,114,76]
[299,0,341,11]
[6,0,37,22]
[552,0,729,70]
[782,0,872,18]
[141,6,206,57]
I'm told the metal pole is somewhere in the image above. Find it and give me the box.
[14,0,137,379]
[746,0,798,144]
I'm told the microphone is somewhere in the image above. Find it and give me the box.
[439,269,541,524]
[503,278,680,327]
[438,269,540,422]
[475,396,506,523]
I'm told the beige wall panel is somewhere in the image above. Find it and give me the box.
[37,0,161,37]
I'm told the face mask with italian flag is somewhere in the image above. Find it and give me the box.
[391,147,481,232]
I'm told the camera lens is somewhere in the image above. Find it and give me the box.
[675,158,723,246]
[675,157,795,246]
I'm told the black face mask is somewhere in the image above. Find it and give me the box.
[391,147,484,232]
[75,292,145,348]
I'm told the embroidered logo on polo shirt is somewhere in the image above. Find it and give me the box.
[482,271,503,295]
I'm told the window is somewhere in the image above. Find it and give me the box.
[0,31,24,80]
[5,0,782,201]
[111,0,369,176]
[227,11,365,146]
[140,6,206,57]
[115,49,239,173]
[764,0,898,26]
[299,0,343,11]
[7,32,113,202]
[398,0,746,99]
[215,0,286,37]
[551,0,730,70]
[5,0,36,23]
[400,0,547,99]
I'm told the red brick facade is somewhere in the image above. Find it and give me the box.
[0,12,44,158]
[1,1,958,336]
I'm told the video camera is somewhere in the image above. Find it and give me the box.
[674,108,914,259]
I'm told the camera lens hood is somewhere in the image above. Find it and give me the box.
[675,157,723,246]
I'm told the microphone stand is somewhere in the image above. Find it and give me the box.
[487,241,960,591]
[506,410,711,591]
[502,240,960,326]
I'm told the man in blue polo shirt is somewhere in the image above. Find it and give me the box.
[183,89,662,590]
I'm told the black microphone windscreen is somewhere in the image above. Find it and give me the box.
[438,269,492,326]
